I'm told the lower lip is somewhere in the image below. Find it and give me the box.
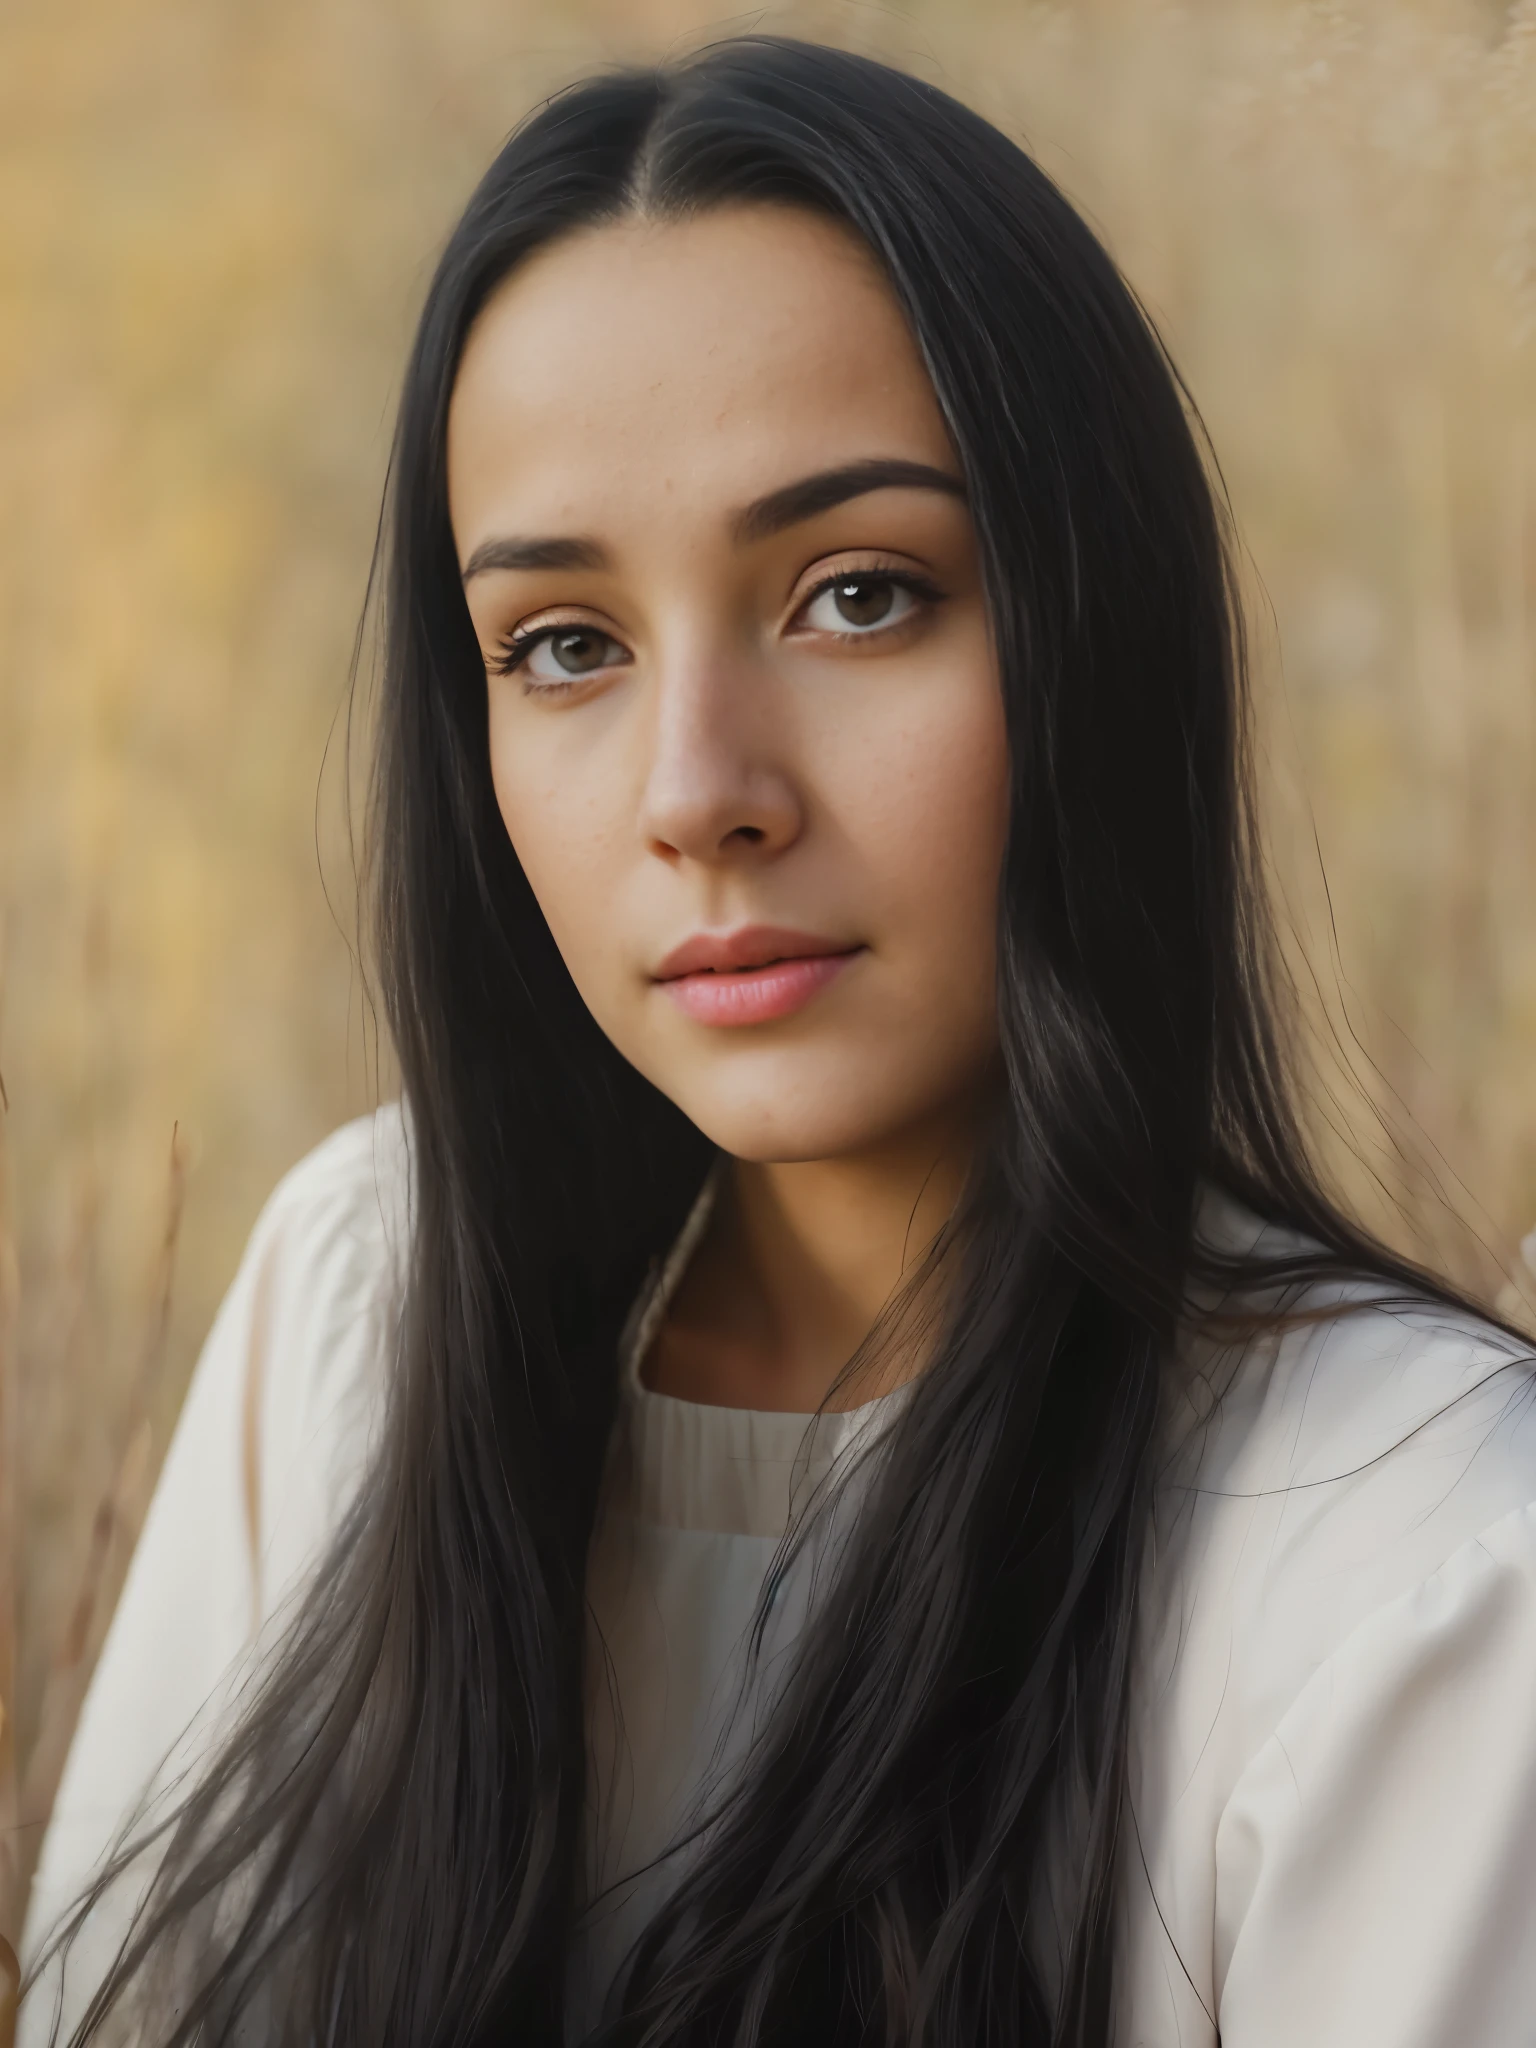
[659,950,861,1026]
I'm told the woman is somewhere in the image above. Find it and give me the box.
[23,36,1536,2048]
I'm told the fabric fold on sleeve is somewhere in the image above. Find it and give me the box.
[1214,1498,1536,2048]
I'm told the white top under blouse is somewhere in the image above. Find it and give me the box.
[23,1103,1536,2045]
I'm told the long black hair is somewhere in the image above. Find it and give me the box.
[40,34,1495,2047]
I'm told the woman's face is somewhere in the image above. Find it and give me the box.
[449,205,1008,1165]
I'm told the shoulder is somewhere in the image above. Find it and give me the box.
[19,1107,417,1973]
[251,1099,412,1263]
[1171,1271,1532,1525]
[1172,1189,1531,1498]
[1145,1196,1536,1750]
[1122,1204,1536,2023]
[1122,1208,1536,2039]
[221,1103,414,1611]
[234,1101,412,1376]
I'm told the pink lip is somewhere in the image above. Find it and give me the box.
[654,925,864,1027]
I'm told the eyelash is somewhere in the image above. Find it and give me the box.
[488,626,570,679]
[489,565,944,688]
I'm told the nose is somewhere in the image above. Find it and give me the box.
[637,645,803,866]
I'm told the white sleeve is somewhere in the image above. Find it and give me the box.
[1213,1499,1536,2046]
[19,1109,403,2032]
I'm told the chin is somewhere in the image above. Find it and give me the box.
[657,1061,953,1167]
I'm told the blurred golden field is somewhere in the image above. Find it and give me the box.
[0,0,1534,1944]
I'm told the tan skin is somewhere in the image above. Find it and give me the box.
[448,205,1009,1414]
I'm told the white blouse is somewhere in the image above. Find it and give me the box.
[23,1104,1536,2045]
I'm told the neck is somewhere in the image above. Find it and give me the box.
[646,1110,977,1413]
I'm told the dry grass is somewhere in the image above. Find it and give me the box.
[0,0,1533,1945]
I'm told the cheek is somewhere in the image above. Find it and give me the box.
[487,698,623,985]
[853,669,1010,975]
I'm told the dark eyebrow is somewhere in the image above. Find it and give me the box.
[460,460,965,580]
[461,535,609,582]
[732,458,967,545]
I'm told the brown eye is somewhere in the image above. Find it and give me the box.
[517,624,630,687]
[802,575,918,636]
[834,578,894,626]
[546,628,610,674]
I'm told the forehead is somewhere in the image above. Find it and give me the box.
[447,205,953,540]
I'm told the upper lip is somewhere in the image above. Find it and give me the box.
[653,925,860,980]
